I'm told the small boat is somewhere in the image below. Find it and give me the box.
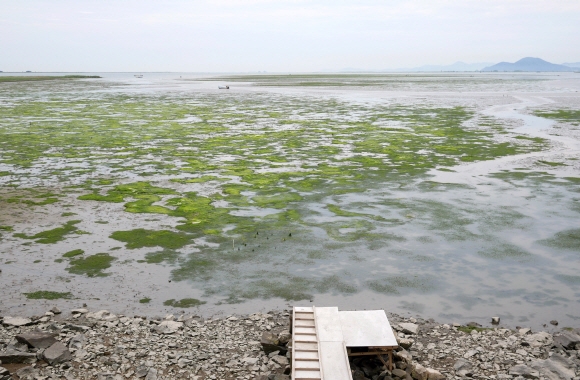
[134,74,143,78]
[218,85,230,89]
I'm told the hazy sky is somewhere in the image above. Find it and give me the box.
[2,0,579,72]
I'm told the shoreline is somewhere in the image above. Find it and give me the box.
[1,306,579,380]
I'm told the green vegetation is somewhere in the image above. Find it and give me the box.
[163,298,206,307]
[66,253,115,277]
[110,229,191,249]
[533,109,580,122]
[139,297,151,303]
[24,291,73,300]
[0,75,101,83]
[539,229,580,251]
[63,249,84,258]
[14,220,83,244]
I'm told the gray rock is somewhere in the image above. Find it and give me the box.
[509,364,540,379]
[392,368,407,378]
[50,306,62,314]
[272,354,288,366]
[154,320,183,334]
[15,366,39,380]
[453,358,474,377]
[7,338,29,352]
[550,320,559,326]
[0,350,37,364]
[16,331,58,349]
[425,368,445,380]
[71,308,88,314]
[491,316,500,324]
[145,368,157,380]
[530,353,576,380]
[278,330,291,344]
[135,365,149,377]
[271,375,290,380]
[0,366,9,380]
[2,316,32,327]
[399,338,414,350]
[42,341,72,365]
[411,363,428,380]
[261,331,287,354]
[69,333,86,350]
[394,349,412,364]
[554,330,580,350]
[97,373,117,380]
[399,322,419,335]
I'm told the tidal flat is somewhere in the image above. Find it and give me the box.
[0,72,579,328]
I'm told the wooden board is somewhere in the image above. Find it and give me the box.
[314,307,344,342]
[338,310,398,347]
[319,341,353,380]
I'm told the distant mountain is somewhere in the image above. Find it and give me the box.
[562,62,580,68]
[482,57,574,72]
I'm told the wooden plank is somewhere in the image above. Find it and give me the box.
[295,319,315,327]
[339,310,398,347]
[295,342,318,351]
[295,350,319,360]
[295,326,317,334]
[294,306,314,312]
[314,307,344,343]
[294,369,321,379]
[294,360,321,369]
[319,341,353,380]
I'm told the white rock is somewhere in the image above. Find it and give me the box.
[2,316,32,326]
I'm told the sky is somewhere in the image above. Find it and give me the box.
[1,0,579,72]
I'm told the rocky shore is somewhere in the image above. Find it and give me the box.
[1,308,579,380]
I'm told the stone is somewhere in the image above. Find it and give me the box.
[425,368,444,380]
[154,320,183,334]
[2,316,32,327]
[399,322,419,335]
[530,353,576,380]
[394,349,412,364]
[526,332,553,347]
[278,330,291,344]
[271,375,290,380]
[261,331,287,354]
[491,317,500,324]
[145,368,157,380]
[15,366,39,380]
[50,306,62,314]
[453,358,474,377]
[352,369,366,380]
[464,349,478,358]
[392,368,407,378]
[0,350,38,364]
[399,338,414,349]
[69,333,86,350]
[410,363,429,380]
[0,367,9,380]
[272,355,288,366]
[135,365,149,377]
[550,320,559,326]
[509,364,540,379]
[42,341,72,365]
[71,308,88,314]
[553,330,580,350]
[16,330,58,349]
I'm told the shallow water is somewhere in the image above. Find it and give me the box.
[0,72,579,329]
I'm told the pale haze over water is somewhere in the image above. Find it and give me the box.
[1,0,580,72]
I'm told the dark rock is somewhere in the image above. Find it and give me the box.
[271,375,290,380]
[491,317,500,324]
[509,364,540,379]
[453,358,474,377]
[550,320,558,326]
[15,366,39,380]
[16,330,58,349]
[530,353,575,380]
[261,331,287,354]
[553,330,580,350]
[392,368,407,378]
[352,369,367,380]
[466,322,482,328]
[0,350,38,364]
[42,341,72,365]
[0,366,10,380]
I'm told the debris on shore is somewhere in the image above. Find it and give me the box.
[1,309,579,380]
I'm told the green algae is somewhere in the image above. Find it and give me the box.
[478,244,532,260]
[539,229,580,251]
[139,297,151,303]
[163,298,206,307]
[533,109,580,122]
[0,75,100,83]
[24,291,73,300]
[63,249,84,258]
[66,253,115,277]
[110,229,191,249]
[14,220,83,244]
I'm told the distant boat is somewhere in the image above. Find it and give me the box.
[134,74,143,78]
[218,85,230,89]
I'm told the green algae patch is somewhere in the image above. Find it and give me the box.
[533,109,580,122]
[0,75,101,83]
[14,220,83,244]
[111,228,191,249]
[63,249,84,258]
[139,297,151,304]
[163,298,206,307]
[67,253,115,277]
[79,182,176,205]
[24,291,73,300]
[478,244,532,260]
[539,229,580,251]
